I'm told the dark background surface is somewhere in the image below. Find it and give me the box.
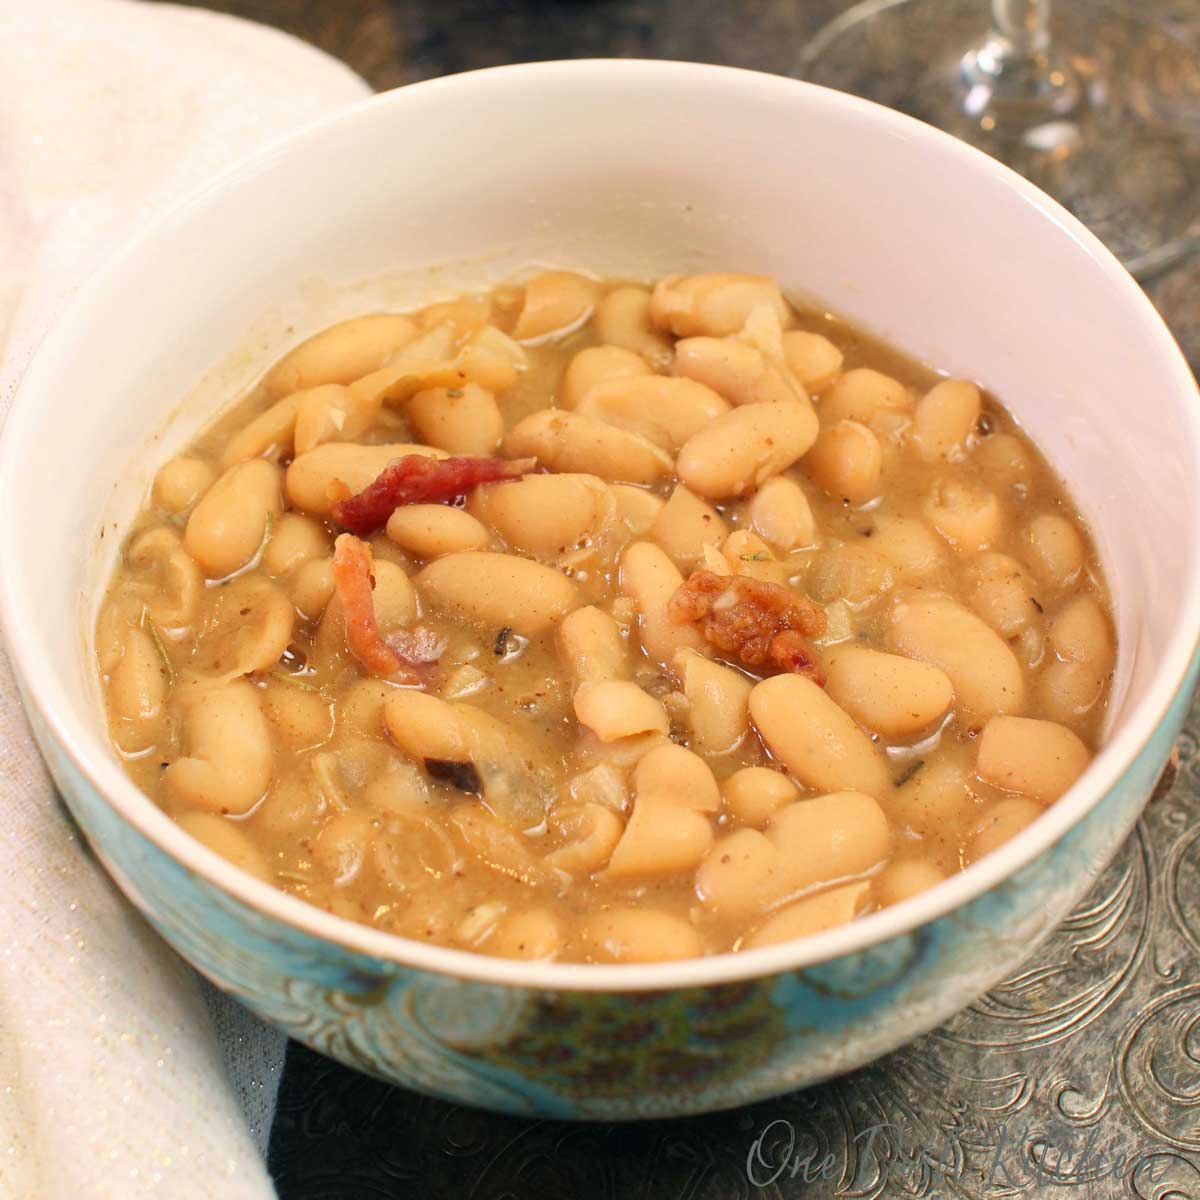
[158,2,1200,1195]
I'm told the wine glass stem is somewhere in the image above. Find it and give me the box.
[963,0,1076,117]
[988,0,1051,59]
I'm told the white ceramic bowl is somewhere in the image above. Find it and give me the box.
[2,61,1198,1118]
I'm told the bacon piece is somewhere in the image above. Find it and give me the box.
[667,568,826,683]
[332,454,537,535]
[332,534,442,681]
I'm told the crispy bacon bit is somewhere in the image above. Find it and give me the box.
[667,569,827,683]
[332,454,537,535]
[332,534,442,681]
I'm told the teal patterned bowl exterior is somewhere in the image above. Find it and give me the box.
[24,653,1197,1119]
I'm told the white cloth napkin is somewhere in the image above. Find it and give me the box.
[0,4,369,1197]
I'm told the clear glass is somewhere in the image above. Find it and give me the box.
[799,0,1200,279]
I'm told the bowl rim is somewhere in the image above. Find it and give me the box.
[3,58,1198,993]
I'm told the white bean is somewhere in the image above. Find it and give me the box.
[750,675,892,797]
[592,287,673,366]
[576,375,730,451]
[673,648,753,755]
[561,345,652,408]
[184,459,282,578]
[164,680,271,814]
[888,592,1026,721]
[503,409,672,484]
[677,400,818,499]
[418,551,579,636]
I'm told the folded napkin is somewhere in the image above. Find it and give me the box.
[0,4,368,1196]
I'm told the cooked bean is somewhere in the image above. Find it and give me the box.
[611,484,665,535]
[576,375,730,451]
[1038,660,1107,725]
[821,367,910,426]
[650,273,789,338]
[744,881,871,948]
[674,648,753,756]
[184,459,282,578]
[1047,595,1114,669]
[977,715,1091,802]
[1037,596,1114,723]
[574,680,669,742]
[910,380,981,462]
[825,646,953,740]
[924,478,1001,552]
[288,557,334,620]
[804,420,882,505]
[261,681,334,750]
[127,527,203,631]
[781,330,843,393]
[469,473,608,556]
[868,515,947,583]
[109,627,167,752]
[558,606,629,686]
[561,345,652,408]
[312,809,374,886]
[263,313,418,399]
[153,456,216,514]
[748,476,817,551]
[967,797,1044,862]
[887,753,971,835]
[888,593,1026,721]
[750,675,892,797]
[873,858,944,906]
[383,689,471,761]
[767,791,890,893]
[695,829,779,917]
[677,400,818,499]
[582,907,703,962]
[605,801,713,878]
[262,513,330,577]
[189,579,295,681]
[418,551,577,636]
[973,431,1032,484]
[386,505,489,558]
[593,287,674,366]
[1023,513,1085,588]
[164,680,271,814]
[485,908,563,960]
[650,484,728,567]
[672,335,806,407]
[504,409,672,484]
[634,742,721,811]
[965,553,1041,636]
[618,541,706,666]
[546,803,625,874]
[511,270,598,341]
[407,383,503,455]
[175,812,272,882]
[285,442,444,517]
[722,766,799,827]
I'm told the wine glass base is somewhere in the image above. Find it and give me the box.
[799,0,1200,278]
